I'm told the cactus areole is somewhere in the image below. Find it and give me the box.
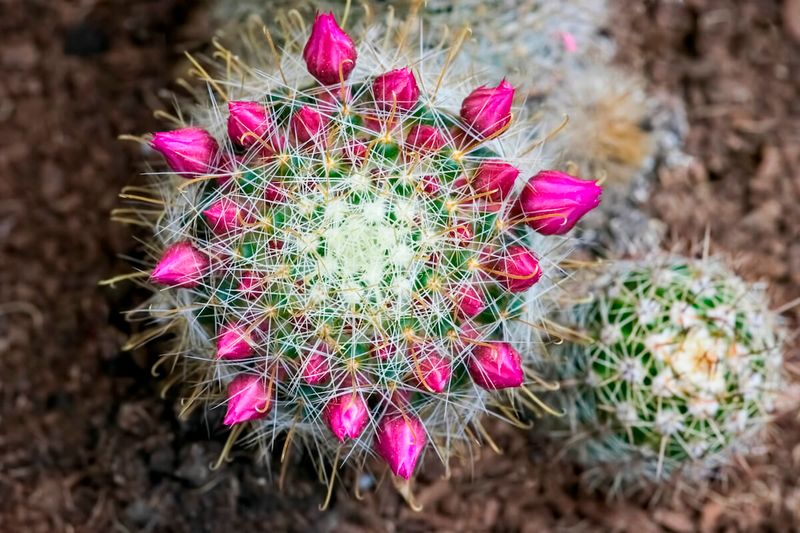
[127,11,601,486]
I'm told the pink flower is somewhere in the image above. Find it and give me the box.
[515,170,601,235]
[150,242,208,288]
[372,338,399,360]
[468,342,524,390]
[216,323,253,360]
[342,140,367,166]
[223,374,271,425]
[374,414,427,479]
[558,31,578,53]
[471,160,519,202]
[324,392,369,441]
[405,125,446,152]
[151,127,219,176]
[460,80,515,139]
[449,223,473,246]
[203,198,245,235]
[372,68,420,113]
[421,175,441,195]
[491,245,542,293]
[412,347,451,393]
[227,101,276,150]
[303,13,357,85]
[237,271,264,300]
[290,106,328,146]
[455,285,485,317]
[301,345,330,385]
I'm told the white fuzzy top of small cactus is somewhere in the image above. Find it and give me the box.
[547,255,784,490]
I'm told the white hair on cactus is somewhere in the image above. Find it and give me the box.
[536,254,785,495]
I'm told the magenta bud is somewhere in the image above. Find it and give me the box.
[227,101,275,149]
[301,346,330,385]
[449,223,473,246]
[324,392,369,441]
[203,198,244,235]
[303,13,357,85]
[151,127,219,176]
[421,175,441,195]
[237,271,264,300]
[223,374,271,426]
[372,338,398,360]
[491,245,542,293]
[516,170,601,235]
[405,125,446,153]
[374,414,427,479]
[372,67,420,113]
[342,140,368,166]
[413,348,451,393]
[469,342,524,390]
[455,285,485,317]
[290,106,328,146]
[216,323,253,360]
[151,242,208,288]
[460,80,515,139]
[472,160,519,202]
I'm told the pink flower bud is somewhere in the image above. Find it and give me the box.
[216,323,253,360]
[223,374,271,425]
[342,140,367,166]
[150,242,208,288]
[227,101,275,149]
[374,414,426,479]
[372,68,420,113]
[421,175,441,195]
[491,245,542,293]
[150,128,218,176]
[449,223,473,246]
[405,125,446,152]
[372,338,398,360]
[515,170,601,235]
[413,348,451,393]
[203,198,245,235]
[468,342,524,390]
[264,179,287,204]
[472,160,519,202]
[290,106,328,146]
[237,271,264,300]
[558,31,578,53]
[303,13,357,85]
[460,80,515,139]
[324,392,369,441]
[455,285,485,317]
[301,345,330,385]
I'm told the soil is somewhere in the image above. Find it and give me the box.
[0,0,798,531]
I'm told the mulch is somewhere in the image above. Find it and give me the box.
[1,0,798,531]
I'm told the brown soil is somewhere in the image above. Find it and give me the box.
[1,0,798,531]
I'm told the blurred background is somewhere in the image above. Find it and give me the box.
[0,0,798,530]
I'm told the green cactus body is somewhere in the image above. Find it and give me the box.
[546,256,783,492]
[119,7,585,488]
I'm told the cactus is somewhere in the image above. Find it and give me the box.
[540,255,784,493]
[115,8,601,497]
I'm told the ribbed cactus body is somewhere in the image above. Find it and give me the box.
[543,256,783,492]
[120,8,597,486]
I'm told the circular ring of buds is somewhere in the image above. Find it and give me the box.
[136,12,600,483]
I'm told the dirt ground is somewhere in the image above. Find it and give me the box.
[1,0,799,531]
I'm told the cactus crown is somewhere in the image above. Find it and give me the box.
[546,256,783,492]
[118,6,597,491]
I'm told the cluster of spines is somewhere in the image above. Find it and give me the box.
[131,11,602,485]
[542,256,783,492]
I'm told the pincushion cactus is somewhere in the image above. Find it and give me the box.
[116,9,601,496]
[540,256,784,493]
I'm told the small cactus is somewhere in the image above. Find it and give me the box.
[117,8,601,492]
[541,255,784,493]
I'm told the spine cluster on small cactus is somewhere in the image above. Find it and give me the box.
[541,256,784,492]
[121,9,601,489]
